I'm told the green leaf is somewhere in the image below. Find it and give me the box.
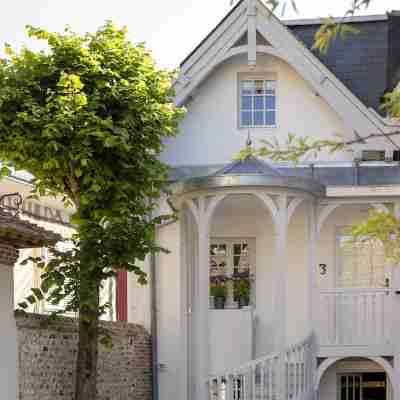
[31,288,44,301]
[26,295,37,305]
[18,302,29,310]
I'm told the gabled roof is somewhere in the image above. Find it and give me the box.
[175,0,400,147]
[214,155,281,176]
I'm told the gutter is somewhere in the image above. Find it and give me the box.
[150,251,159,400]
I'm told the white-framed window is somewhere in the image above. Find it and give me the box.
[336,232,388,288]
[240,79,276,128]
[209,238,255,309]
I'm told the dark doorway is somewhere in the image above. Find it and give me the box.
[362,373,386,400]
[338,373,386,400]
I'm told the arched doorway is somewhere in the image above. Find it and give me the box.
[317,357,396,400]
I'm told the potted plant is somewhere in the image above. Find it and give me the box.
[235,278,250,308]
[210,282,227,309]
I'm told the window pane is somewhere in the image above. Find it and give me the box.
[254,96,265,110]
[241,111,252,126]
[254,111,264,126]
[266,110,276,126]
[255,80,265,95]
[242,96,252,110]
[240,79,276,127]
[265,80,276,94]
[241,80,254,95]
[266,95,276,109]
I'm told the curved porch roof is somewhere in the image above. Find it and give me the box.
[174,155,326,197]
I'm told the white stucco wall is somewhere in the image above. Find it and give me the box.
[127,259,151,332]
[156,222,187,400]
[209,309,253,375]
[0,264,18,400]
[162,54,354,166]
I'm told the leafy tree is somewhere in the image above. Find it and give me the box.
[0,22,184,399]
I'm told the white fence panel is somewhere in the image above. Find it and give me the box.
[316,288,394,346]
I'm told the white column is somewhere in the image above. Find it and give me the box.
[193,197,211,400]
[0,263,18,400]
[274,194,288,351]
[307,201,317,333]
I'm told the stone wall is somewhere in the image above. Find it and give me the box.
[16,314,152,400]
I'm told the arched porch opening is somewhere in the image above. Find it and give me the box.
[209,193,276,362]
[317,356,396,400]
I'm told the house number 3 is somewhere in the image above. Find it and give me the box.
[319,264,327,276]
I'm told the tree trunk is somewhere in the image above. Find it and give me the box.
[75,284,100,400]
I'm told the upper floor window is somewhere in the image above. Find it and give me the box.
[240,79,276,128]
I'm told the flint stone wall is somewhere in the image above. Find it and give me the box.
[16,314,152,400]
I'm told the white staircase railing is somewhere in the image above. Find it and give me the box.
[208,335,316,400]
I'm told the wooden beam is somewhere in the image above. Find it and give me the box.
[247,0,257,66]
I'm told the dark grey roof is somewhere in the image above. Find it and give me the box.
[288,12,400,114]
[213,156,282,176]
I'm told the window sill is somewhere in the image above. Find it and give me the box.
[239,125,277,130]
[209,306,253,312]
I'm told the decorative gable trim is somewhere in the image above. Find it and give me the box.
[175,0,400,146]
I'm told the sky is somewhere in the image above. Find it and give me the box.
[0,0,399,69]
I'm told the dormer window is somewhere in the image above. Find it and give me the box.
[240,79,276,128]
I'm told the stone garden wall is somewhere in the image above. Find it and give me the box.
[16,314,152,400]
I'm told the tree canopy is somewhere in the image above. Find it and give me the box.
[0,21,184,399]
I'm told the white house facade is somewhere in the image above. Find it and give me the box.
[130,2,400,400]
[3,2,400,400]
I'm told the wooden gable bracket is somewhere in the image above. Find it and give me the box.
[247,0,257,67]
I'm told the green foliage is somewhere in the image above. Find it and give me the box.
[0,21,185,315]
[313,18,360,54]
[252,134,346,163]
[348,210,400,264]
[234,278,250,301]
[382,89,400,118]
[210,282,227,299]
